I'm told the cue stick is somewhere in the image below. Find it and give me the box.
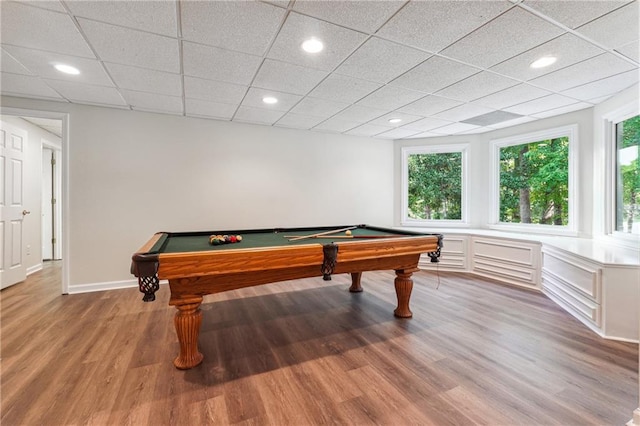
[286,226,359,242]
[284,235,400,239]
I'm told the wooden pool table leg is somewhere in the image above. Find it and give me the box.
[394,268,419,318]
[349,272,363,292]
[172,296,204,370]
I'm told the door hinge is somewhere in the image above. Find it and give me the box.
[51,197,56,205]
[51,158,56,166]
[52,238,56,244]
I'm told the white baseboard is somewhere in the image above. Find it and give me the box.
[26,263,43,275]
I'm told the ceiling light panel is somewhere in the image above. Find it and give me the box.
[78,18,180,72]
[490,33,605,81]
[182,41,262,86]
[440,8,564,68]
[241,88,302,112]
[65,1,178,37]
[292,1,404,34]
[253,59,328,95]
[335,38,430,83]
[3,45,110,85]
[377,0,510,53]
[1,2,95,57]
[267,13,367,71]
[180,1,285,56]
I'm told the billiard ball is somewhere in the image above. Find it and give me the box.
[236,235,243,242]
[345,230,352,236]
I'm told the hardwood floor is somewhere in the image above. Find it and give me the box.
[1,262,637,425]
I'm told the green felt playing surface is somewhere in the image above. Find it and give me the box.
[151,226,413,254]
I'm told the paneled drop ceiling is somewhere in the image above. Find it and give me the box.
[1,0,638,139]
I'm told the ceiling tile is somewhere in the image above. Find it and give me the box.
[1,72,64,100]
[183,76,247,104]
[522,0,628,29]
[575,2,639,49]
[377,1,512,52]
[105,63,181,96]
[307,73,381,103]
[1,48,32,75]
[312,117,361,133]
[490,33,606,81]
[430,122,481,135]
[404,131,447,139]
[26,1,66,13]
[345,123,394,137]
[389,55,480,93]
[330,104,387,123]
[185,99,236,120]
[475,83,552,109]
[289,97,349,118]
[181,1,285,56]
[234,106,286,125]
[375,127,422,139]
[66,1,178,37]
[487,115,537,129]
[401,117,454,132]
[253,59,328,95]
[529,53,636,91]
[440,7,565,68]
[182,42,262,86]
[504,93,580,115]
[274,113,327,130]
[78,18,180,73]
[435,71,519,102]
[44,79,126,106]
[267,12,368,71]
[357,85,425,110]
[120,90,183,114]
[530,102,593,118]
[367,112,423,128]
[1,2,94,57]
[241,87,303,112]
[561,70,639,102]
[335,38,430,83]
[432,103,495,121]
[292,1,404,33]
[616,41,640,62]
[397,95,463,116]
[3,45,113,86]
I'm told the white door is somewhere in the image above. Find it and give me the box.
[0,121,28,289]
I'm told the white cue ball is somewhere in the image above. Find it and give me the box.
[345,230,352,236]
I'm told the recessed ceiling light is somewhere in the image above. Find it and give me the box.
[262,96,278,104]
[53,64,80,75]
[388,118,402,124]
[301,38,324,54]
[530,56,557,69]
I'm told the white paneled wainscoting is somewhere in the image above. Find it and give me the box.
[414,229,640,343]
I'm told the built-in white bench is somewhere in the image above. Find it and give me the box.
[404,228,640,343]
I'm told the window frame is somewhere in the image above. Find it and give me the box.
[489,124,579,235]
[603,103,640,246]
[400,143,469,227]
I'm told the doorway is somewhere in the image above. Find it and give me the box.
[0,107,68,294]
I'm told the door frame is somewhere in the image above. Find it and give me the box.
[0,107,69,294]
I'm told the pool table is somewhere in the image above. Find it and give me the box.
[131,224,442,369]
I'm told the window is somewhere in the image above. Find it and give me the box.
[490,125,578,234]
[614,115,639,235]
[401,144,468,226]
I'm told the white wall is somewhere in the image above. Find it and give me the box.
[2,96,395,289]
[394,108,595,237]
[1,115,61,273]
